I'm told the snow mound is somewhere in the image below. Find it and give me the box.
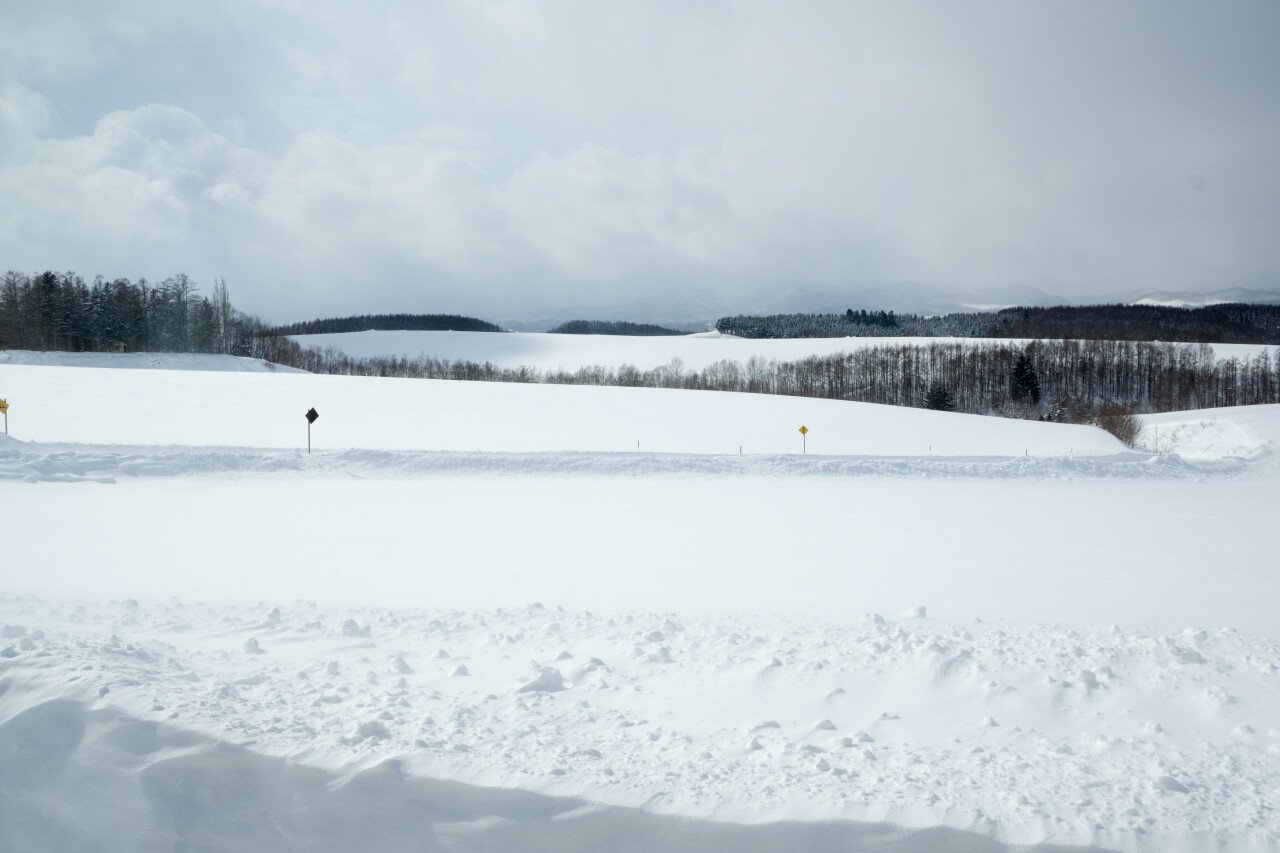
[1139,405,1279,460]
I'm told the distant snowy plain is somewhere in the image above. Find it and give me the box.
[289,329,1277,373]
[2,353,1278,853]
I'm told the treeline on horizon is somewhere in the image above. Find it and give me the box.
[549,320,684,336]
[269,314,502,335]
[716,304,1280,344]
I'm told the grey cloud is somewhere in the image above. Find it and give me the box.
[1,1,1277,322]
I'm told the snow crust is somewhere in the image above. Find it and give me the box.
[290,330,1276,372]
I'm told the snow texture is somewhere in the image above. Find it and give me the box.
[1,597,1278,853]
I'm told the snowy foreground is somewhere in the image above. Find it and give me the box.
[2,362,1279,852]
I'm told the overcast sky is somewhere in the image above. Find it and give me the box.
[2,1,1278,321]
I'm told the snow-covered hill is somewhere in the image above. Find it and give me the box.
[0,363,1122,456]
[290,330,1274,373]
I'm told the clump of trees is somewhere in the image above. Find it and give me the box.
[716,303,1280,344]
[549,320,685,336]
[4,271,230,354]
[1094,406,1145,447]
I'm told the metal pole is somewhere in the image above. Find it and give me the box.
[803,433,806,454]
[308,422,311,454]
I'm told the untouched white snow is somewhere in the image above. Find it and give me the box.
[3,361,1279,852]
[289,329,1277,373]
[0,350,305,372]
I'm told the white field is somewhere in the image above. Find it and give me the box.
[290,329,1278,372]
[0,362,1123,456]
[2,356,1279,853]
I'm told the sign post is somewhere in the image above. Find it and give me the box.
[305,407,319,454]
[0,398,8,435]
[798,424,808,454]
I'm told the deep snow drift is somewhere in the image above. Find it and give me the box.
[2,360,1279,852]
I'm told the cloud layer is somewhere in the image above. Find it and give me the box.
[2,1,1278,321]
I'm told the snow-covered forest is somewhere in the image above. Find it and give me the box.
[716,303,1280,342]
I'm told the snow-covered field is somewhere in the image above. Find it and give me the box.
[2,358,1279,853]
[0,363,1123,455]
[290,329,1277,373]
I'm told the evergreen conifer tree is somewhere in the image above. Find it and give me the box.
[924,383,956,411]
[1010,352,1042,404]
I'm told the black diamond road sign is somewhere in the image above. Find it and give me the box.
[306,408,319,424]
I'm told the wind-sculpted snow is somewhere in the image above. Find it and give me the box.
[0,440,1256,484]
[1,596,1277,852]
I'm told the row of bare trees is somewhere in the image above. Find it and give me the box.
[285,339,1279,419]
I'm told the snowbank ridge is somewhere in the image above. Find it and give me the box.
[0,442,1254,484]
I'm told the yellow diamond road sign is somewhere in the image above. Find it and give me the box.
[0,399,8,413]
[798,425,808,435]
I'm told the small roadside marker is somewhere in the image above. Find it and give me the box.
[305,407,319,453]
